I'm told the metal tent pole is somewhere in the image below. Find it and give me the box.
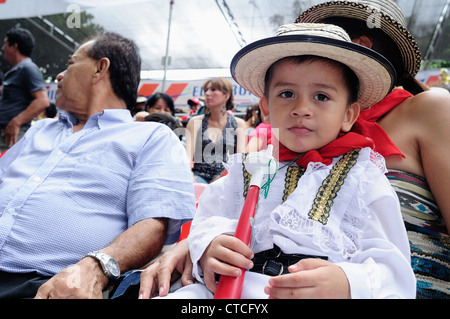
[162,0,174,92]
[423,0,450,69]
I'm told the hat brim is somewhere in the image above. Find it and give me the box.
[231,34,396,109]
[296,1,421,76]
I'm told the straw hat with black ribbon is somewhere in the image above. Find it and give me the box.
[295,0,421,78]
[230,23,396,109]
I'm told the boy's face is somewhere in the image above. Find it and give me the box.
[260,58,359,153]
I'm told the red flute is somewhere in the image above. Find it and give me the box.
[214,145,275,299]
[213,185,259,299]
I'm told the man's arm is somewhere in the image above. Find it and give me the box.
[3,90,49,147]
[35,218,168,299]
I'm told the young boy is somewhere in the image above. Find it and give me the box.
[158,23,416,299]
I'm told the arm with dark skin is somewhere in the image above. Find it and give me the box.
[2,90,49,147]
[35,218,168,299]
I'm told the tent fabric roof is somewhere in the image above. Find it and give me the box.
[1,0,449,80]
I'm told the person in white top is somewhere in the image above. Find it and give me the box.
[148,23,416,299]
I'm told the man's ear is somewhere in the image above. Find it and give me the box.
[259,96,270,121]
[341,102,360,132]
[92,57,110,83]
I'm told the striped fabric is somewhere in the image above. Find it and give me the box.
[386,170,449,299]
[0,110,195,277]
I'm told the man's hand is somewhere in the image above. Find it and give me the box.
[2,90,49,148]
[139,239,194,299]
[2,117,21,148]
[34,256,108,299]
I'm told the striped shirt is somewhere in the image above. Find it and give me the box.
[0,109,195,276]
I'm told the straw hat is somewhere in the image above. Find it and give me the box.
[295,0,421,77]
[230,23,396,109]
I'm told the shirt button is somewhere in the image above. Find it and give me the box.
[8,207,15,214]
[56,150,63,156]
[33,176,41,182]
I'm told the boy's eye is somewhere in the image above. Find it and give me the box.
[314,93,329,102]
[280,91,294,98]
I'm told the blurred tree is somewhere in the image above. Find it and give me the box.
[0,11,104,80]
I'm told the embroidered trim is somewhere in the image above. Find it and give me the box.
[308,149,360,225]
[282,166,306,202]
[242,149,360,220]
[242,153,305,200]
[242,153,251,198]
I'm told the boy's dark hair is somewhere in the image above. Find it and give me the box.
[6,28,35,57]
[145,92,175,115]
[85,32,141,110]
[264,55,359,105]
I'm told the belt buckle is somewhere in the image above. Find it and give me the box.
[262,260,284,276]
[263,245,282,259]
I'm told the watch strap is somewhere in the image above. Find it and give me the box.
[84,251,120,281]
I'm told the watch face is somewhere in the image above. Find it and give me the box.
[106,259,120,277]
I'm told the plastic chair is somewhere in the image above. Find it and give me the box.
[178,183,206,241]
[193,183,207,207]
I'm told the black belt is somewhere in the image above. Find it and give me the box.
[250,245,328,276]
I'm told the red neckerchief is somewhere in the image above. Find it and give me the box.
[276,132,374,168]
[352,89,413,158]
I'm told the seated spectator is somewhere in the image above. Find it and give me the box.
[131,95,147,117]
[185,77,246,184]
[135,92,175,121]
[187,97,201,115]
[154,22,415,299]
[296,0,450,299]
[243,103,261,135]
[145,112,183,141]
[0,32,195,299]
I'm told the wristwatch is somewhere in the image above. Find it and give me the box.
[85,251,120,284]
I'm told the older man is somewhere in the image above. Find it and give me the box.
[0,32,195,298]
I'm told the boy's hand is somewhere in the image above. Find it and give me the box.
[264,258,350,299]
[200,235,254,293]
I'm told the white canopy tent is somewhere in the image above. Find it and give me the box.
[1,0,449,78]
[1,0,448,108]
